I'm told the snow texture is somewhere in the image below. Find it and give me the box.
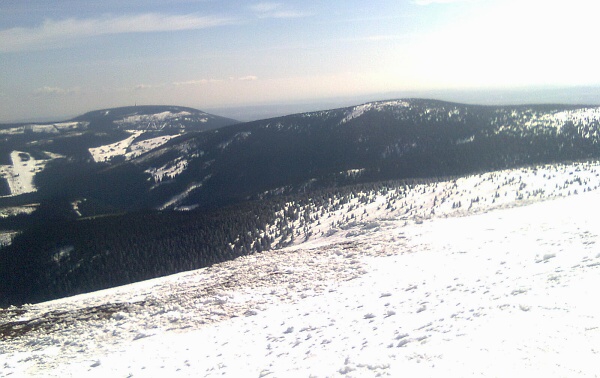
[115,111,196,126]
[339,100,410,124]
[2,163,600,377]
[0,151,60,196]
[88,131,144,163]
[89,132,181,163]
[0,122,88,136]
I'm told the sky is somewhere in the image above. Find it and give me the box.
[1,0,600,122]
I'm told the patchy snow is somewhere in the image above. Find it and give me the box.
[158,175,212,210]
[0,151,48,196]
[89,132,183,163]
[340,168,366,178]
[0,231,19,247]
[218,131,252,150]
[126,134,179,160]
[550,107,600,126]
[265,160,600,250]
[456,135,475,144]
[0,205,37,218]
[145,157,190,183]
[116,111,197,128]
[2,163,600,377]
[340,100,411,124]
[88,131,144,162]
[0,126,25,135]
[0,122,87,135]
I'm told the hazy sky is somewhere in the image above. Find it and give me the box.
[1,0,599,122]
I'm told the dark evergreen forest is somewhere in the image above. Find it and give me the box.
[0,178,436,307]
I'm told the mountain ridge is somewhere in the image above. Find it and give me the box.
[2,98,600,217]
[3,97,600,305]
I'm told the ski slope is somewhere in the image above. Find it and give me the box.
[0,151,60,197]
[2,167,599,377]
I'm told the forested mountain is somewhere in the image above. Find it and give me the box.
[4,99,600,217]
[2,159,599,306]
[101,99,600,212]
[0,105,238,163]
[3,98,600,306]
[0,105,238,218]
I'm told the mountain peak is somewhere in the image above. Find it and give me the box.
[71,105,238,132]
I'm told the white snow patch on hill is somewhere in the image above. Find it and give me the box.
[88,131,144,162]
[0,122,88,135]
[266,160,600,250]
[0,151,57,196]
[157,175,212,210]
[2,164,600,377]
[340,100,410,124]
[89,132,181,163]
[127,134,179,160]
[218,131,252,150]
[116,111,197,126]
[551,106,600,125]
[145,157,190,184]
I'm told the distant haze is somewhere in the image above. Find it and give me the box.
[2,0,600,122]
[208,87,600,122]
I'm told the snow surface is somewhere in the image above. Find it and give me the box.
[0,151,54,196]
[89,132,180,163]
[339,100,410,124]
[88,131,144,163]
[2,164,600,377]
[0,122,88,136]
[115,111,199,127]
[127,135,179,160]
[145,158,189,184]
[264,161,600,250]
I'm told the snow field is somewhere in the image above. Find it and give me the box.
[88,131,144,162]
[2,168,600,376]
[127,135,179,160]
[0,122,88,136]
[267,160,600,250]
[115,111,196,126]
[0,151,52,196]
[89,131,181,163]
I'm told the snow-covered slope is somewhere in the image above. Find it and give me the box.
[0,150,63,197]
[2,164,599,377]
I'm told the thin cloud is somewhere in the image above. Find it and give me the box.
[413,0,477,4]
[32,86,79,96]
[250,3,280,13]
[173,76,257,85]
[134,84,159,90]
[0,13,235,52]
[250,2,308,19]
[355,35,406,42]
[172,79,223,86]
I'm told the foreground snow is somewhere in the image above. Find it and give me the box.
[2,185,600,377]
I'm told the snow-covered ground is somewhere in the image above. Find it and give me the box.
[115,111,199,127]
[89,131,180,163]
[0,122,88,136]
[265,160,600,250]
[88,131,145,163]
[0,151,58,197]
[2,165,599,377]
